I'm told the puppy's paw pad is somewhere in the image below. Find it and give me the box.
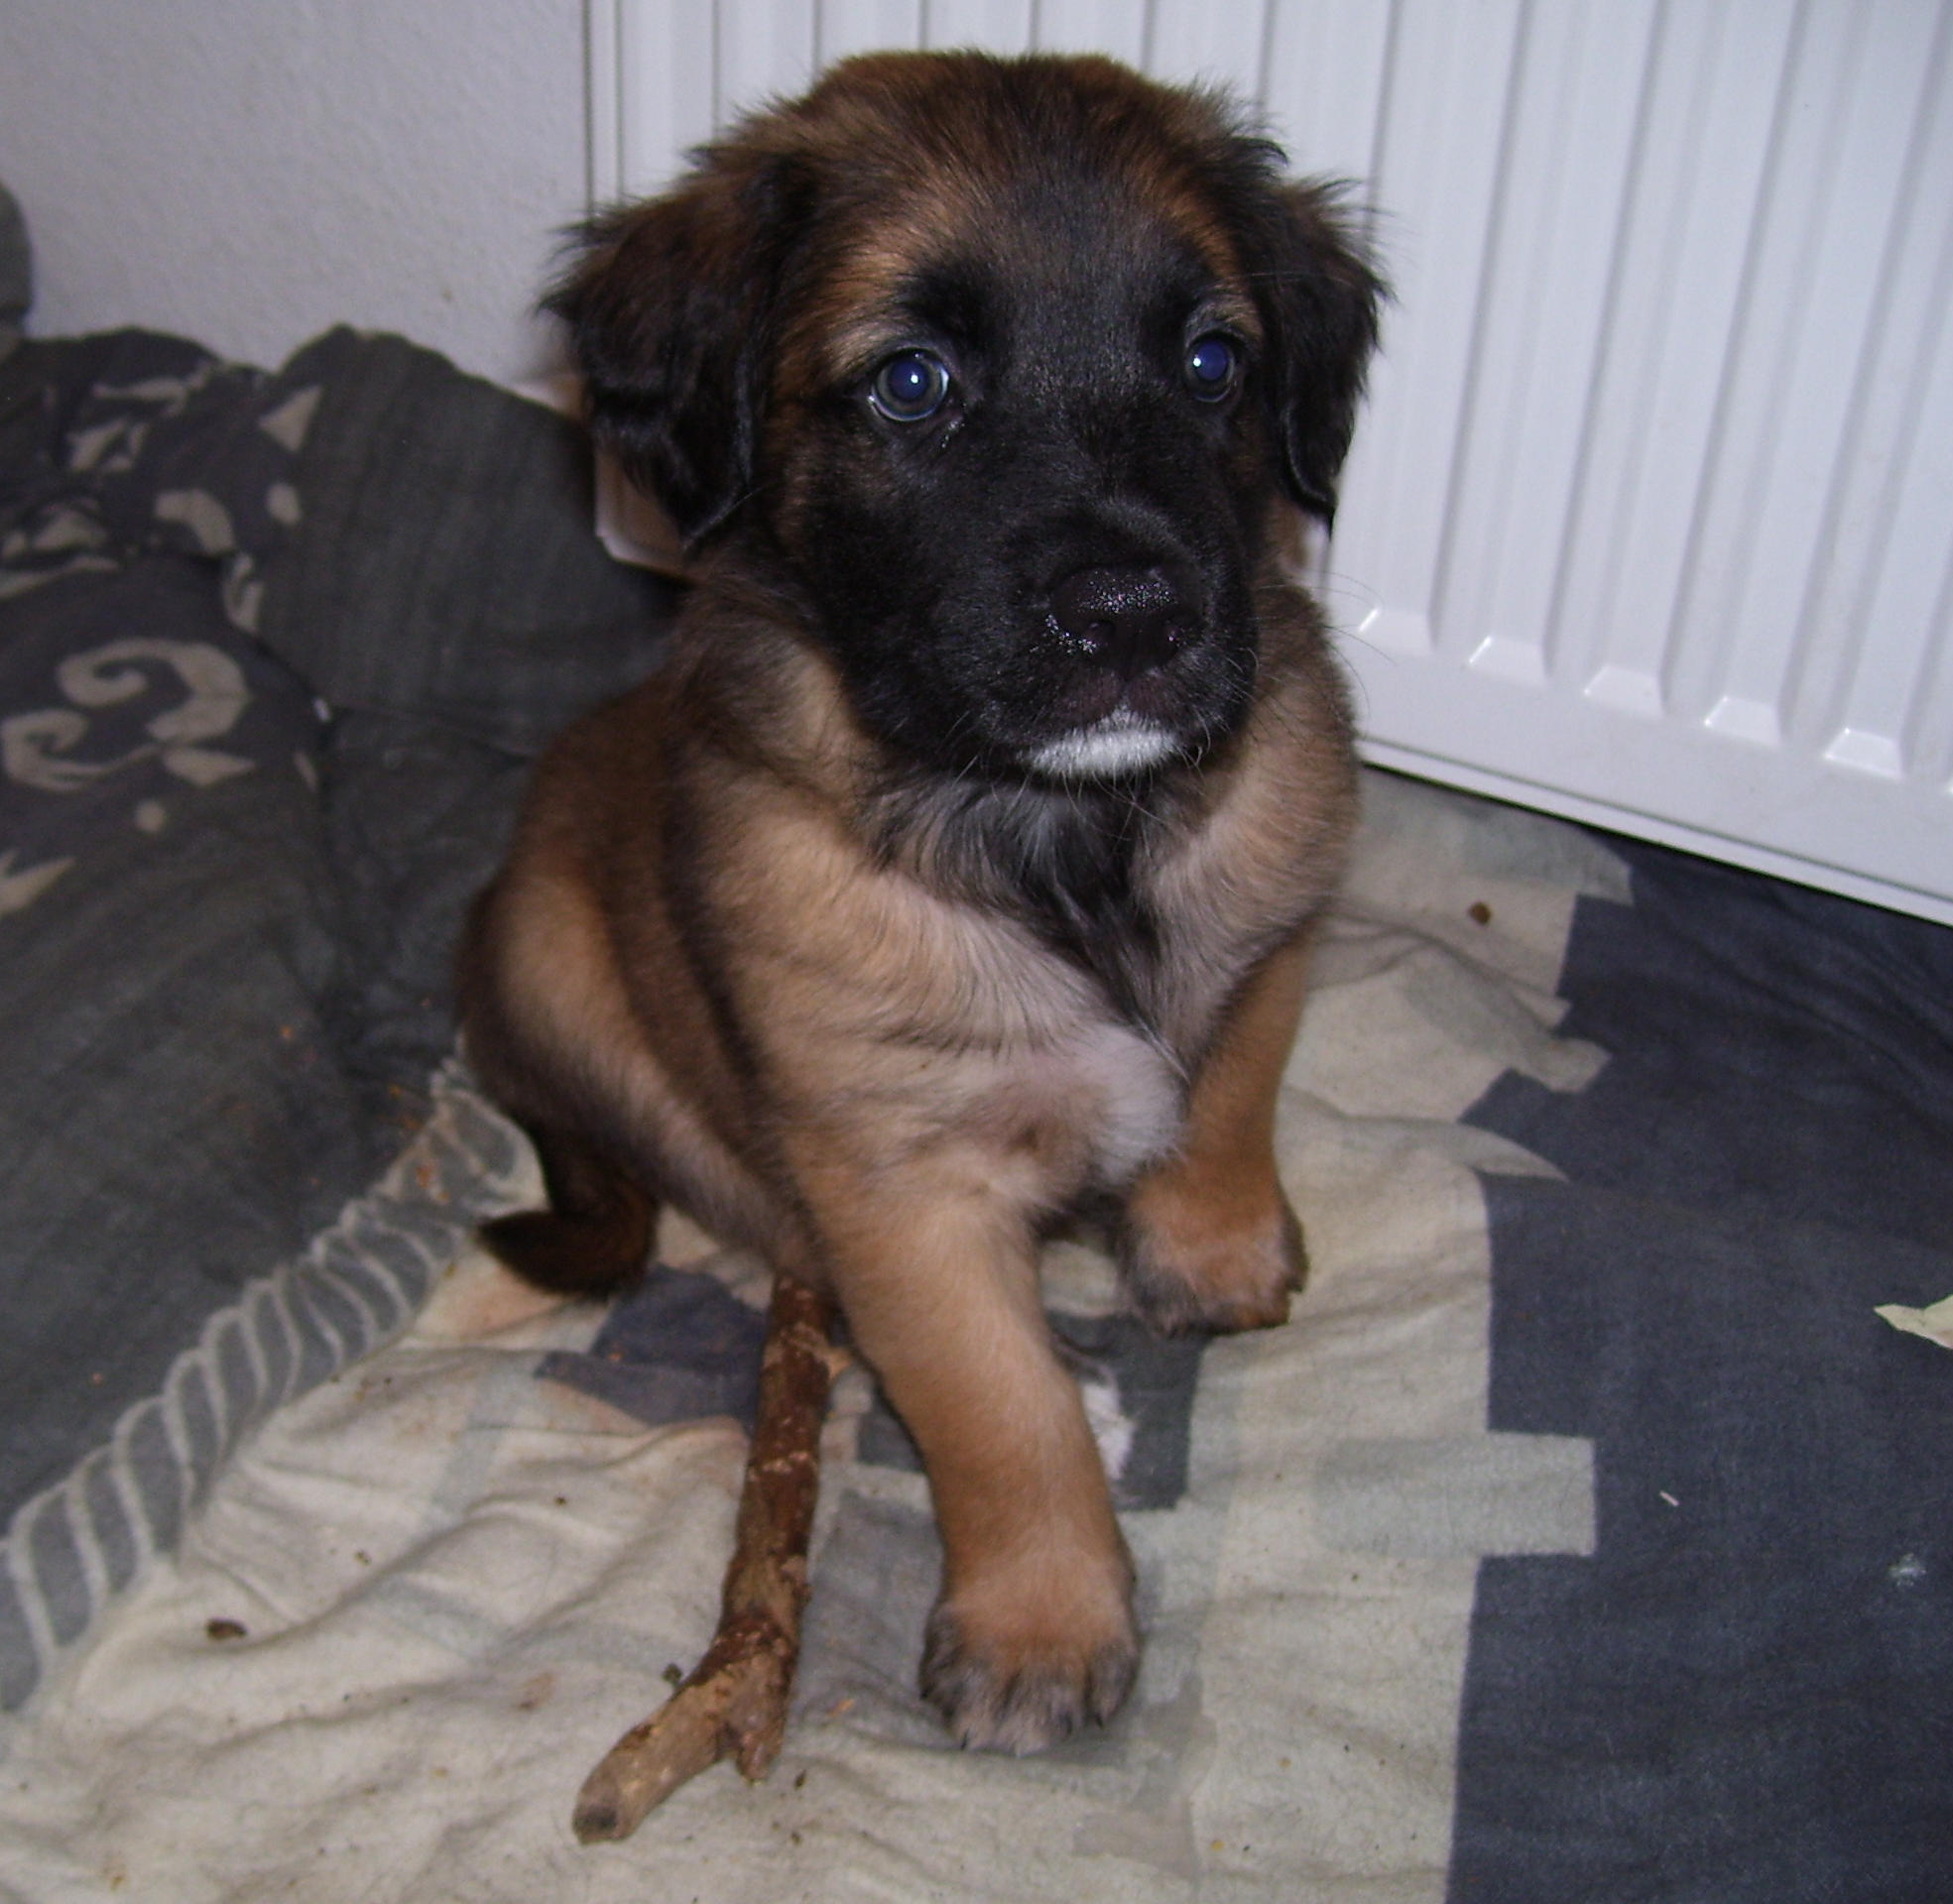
[920,1606,1139,1754]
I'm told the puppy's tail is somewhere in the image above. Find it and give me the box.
[479,1123,656,1299]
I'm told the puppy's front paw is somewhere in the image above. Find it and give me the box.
[1119,1188,1305,1336]
[919,1560,1138,1753]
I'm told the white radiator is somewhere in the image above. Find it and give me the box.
[590,1,1953,924]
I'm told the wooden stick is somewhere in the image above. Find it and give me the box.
[572,1271,838,1844]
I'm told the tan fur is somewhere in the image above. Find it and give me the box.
[460,50,1380,1754]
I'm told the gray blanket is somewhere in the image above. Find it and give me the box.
[0,326,676,1695]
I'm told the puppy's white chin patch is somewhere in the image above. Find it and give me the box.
[1026,711,1181,781]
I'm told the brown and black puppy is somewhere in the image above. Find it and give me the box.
[459,50,1382,1754]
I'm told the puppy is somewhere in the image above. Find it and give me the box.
[459,50,1382,1754]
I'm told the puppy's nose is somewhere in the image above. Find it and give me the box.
[1049,564,1198,680]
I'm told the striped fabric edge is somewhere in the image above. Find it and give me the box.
[0,1058,529,1713]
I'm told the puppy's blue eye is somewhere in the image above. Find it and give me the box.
[1183,334,1239,401]
[869,350,951,422]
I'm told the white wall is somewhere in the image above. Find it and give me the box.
[0,0,588,386]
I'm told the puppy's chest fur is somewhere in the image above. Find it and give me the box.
[818,776,1258,1187]
[879,774,1179,1030]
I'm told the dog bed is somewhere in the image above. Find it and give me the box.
[1,216,1947,1899]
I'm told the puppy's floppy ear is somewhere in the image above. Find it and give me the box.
[547,151,811,545]
[1239,179,1385,529]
